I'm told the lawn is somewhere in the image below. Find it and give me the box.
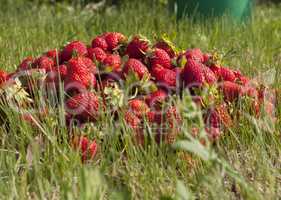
[0,1,281,199]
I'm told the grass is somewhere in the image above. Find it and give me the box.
[0,1,281,199]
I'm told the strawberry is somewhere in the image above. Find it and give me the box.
[87,47,107,63]
[203,53,211,64]
[146,111,163,124]
[128,99,150,118]
[0,69,7,85]
[45,49,61,64]
[18,56,34,71]
[88,140,98,159]
[166,106,182,129]
[153,41,176,58]
[61,41,87,62]
[220,81,241,102]
[149,48,172,69]
[65,92,100,122]
[233,69,242,77]
[58,65,68,79]
[185,48,204,63]
[204,104,232,129]
[125,111,145,145]
[155,106,182,144]
[33,56,54,71]
[46,64,67,84]
[6,73,15,81]
[215,104,233,128]
[80,57,97,74]
[125,111,141,130]
[79,136,89,160]
[219,67,236,82]
[241,86,258,99]
[151,64,176,87]
[145,89,168,110]
[73,136,98,162]
[125,36,150,59]
[209,64,221,78]
[102,54,122,72]
[123,58,149,80]
[64,57,96,91]
[208,65,236,82]
[237,75,250,86]
[202,65,217,85]
[182,59,205,88]
[91,36,108,51]
[104,32,126,51]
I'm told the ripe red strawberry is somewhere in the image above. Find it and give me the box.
[182,59,205,88]
[204,104,232,129]
[154,106,182,144]
[145,89,168,110]
[215,104,233,127]
[61,41,87,62]
[125,36,150,59]
[202,65,217,85]
[166,106,182,129]
[91,36,108,51]
[80,57,97,74]
[18,56,34,71]
[241,86,258,99]
[0,69,7,85]
[219,67,236,82]
[150,48,172,69]
[124,111,144,145]
[151,64,176,87]
[209,64,221,78]
[33,56,54,71]
[45,49,61,64]
[46,64,67,84]
[65,92,100,122]
[153,41,176,58]
[146,111,163,124]
[104,32,126,51]
[125,111,141,130]
[64,57,96,90]
[102,54,122,72]
[238,75,250,86]
[123,58,149,80]
[128,99,150,118]
[87,47,107,62]
[220,81,241,102]
[185,48,204,63]
[73,136,98,162]
[6,73,15,81]
[203,53,211,64]
[57,64,68,78]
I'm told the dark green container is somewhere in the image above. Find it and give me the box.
[169,0,253,21]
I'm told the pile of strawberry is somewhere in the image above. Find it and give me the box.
[0,32,277,162]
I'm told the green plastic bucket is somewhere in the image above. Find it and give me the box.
[169,0,253,21]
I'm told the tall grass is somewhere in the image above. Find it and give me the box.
[0,1,280,199]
